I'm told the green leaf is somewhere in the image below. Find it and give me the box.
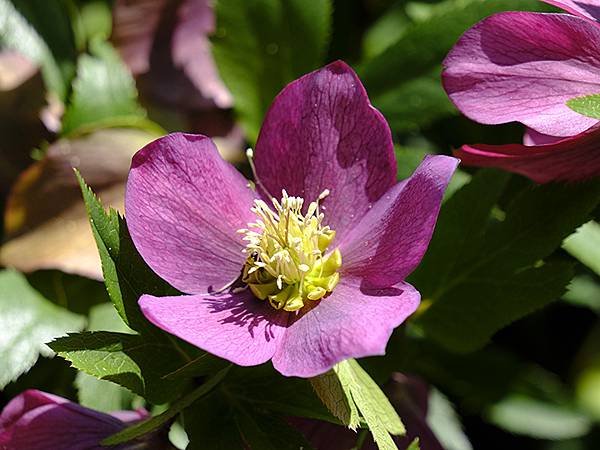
[413,175,600,352]
[427,389,472,450]
[0,269,84,388]
[75,303,134,412]
[372,70,457,133]
[0,0,66,97]
[49,331,188,404]
[338,360,405,449]
[103,366,231,446]
[313,359,404,450]
[407,438,421,450]
[224,365,335,423]
[567,93,600,119]
[395,146,471,199]
[310,367,360,429]
[212,0,331,142]
[184,388,314,450]
[61,39,150,136]
[487,395,591,440]
[563,275,600,312]
[360,0,552,133]
[11,0,76,83]
[361,0,552,96]
[184,392,244,450]
[563,221,600,276]
[76,171,176,333]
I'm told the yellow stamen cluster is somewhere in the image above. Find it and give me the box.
[238,190,342,312]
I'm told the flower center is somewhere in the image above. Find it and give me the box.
[238,190,342,312]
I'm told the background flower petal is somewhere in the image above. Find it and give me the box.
[126,133,257,294]
[112,0,232,109]
[254,60,396,239]
[443,12,600,137]
[139,291,288,367]
[271,278,419,378]
[0,390,129,450]
[542,1,600,22]
[456,126,600,183]
[340,155,458,289]
[523,128,564,146]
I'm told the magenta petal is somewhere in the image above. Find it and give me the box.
[139,291,288,366]
[455,126,600,183]
[272,278,420,377]
[0,390,130,450]
[443,12,600,137]
[126,133,257,294]
[523,128,564,146]
[542,1,600,21]
[340,155,458,289]
[254,61,396,239]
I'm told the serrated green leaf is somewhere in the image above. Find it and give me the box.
[407,438,421,450]
[162,352,229,380]
[563,221,600,276]
[184,388,314,450]
[413,176,600,352]
[327,359,405,450]
[567,93,600,119]
[75,303,134,412]
[212,0,331,142]
[61,39,149,136]
[224,365,334,423]
[184,391,244,450]
[563,275,600,312]
[49,331,187,404]
[0,0,66,97]
[0,269,84,388]
[310,368,360,429]
[103,366,231,446]
[410,169,511,297]
[76,171,177,333]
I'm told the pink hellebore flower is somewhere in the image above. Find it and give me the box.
[126,61,458,378]
[442,0,600,182]
[0,390,168,450]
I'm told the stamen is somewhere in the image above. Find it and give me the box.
[238,189,342,311]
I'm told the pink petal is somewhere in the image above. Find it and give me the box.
[443,12,600,137]
[542,1,600,21]
[271,278,420,377]
[126,133,257,294]
[456,125,600,183]
[139,290,288,367]
[340,155,459,289]
[254,61,396,239]
[0,390,129,450]
[523,128,564,146]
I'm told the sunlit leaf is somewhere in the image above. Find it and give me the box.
[61,40,153,136]
[563,221,600,276]
[49,331,188,404]
[567,93,600,120]
[0,269,84,388]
